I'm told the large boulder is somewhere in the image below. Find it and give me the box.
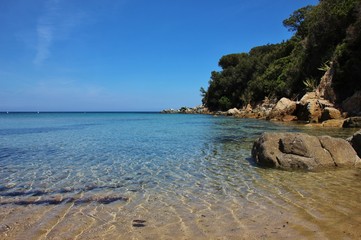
[297,97,335,123]
[227,108,241,116]
[342,91,361,115]
[297,99,323,123]
[268,97,297,120]
[252,132,361,171]
[299,92,317,105]
[321,107,342,121]
[348,130,361,158]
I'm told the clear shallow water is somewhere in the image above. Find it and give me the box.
[0,113,361,239]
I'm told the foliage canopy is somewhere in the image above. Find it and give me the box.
[201,0,361,111]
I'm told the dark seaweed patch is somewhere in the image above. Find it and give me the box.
[0,195,129,206]
[132,219,146,227]
[0,123,98,136]
[133,220,146,223]
[132,224,146,228]
[0,190,48,197]
[75,196,129,205]
[0,184,126,197]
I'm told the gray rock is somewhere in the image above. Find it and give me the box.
[252,132,361,171]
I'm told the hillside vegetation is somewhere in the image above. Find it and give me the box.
[201,0,361,111]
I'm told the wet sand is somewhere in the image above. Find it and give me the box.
[2,168,361,240]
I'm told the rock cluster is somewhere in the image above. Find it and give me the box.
[252,132,361,171]
[260,91,344,125]
[215,97,276,119]
[161,105,210,114]
[224,91,358,128]
[162,86,360,128]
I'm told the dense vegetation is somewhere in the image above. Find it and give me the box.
[201,0,361,111]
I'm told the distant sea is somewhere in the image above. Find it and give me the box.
[1,112,360,239]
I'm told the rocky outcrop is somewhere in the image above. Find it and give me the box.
[296,97,335,123]
[315,62,337,103]
[348,130,361,158]
[252,132,361,171]
[342,91,361,115]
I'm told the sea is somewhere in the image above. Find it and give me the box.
[0,112,360,239]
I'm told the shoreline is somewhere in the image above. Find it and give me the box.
[162,91,361,129]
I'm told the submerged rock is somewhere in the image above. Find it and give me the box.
[252,132,361,171]
[321,119,344,127]
[343,117,361,128]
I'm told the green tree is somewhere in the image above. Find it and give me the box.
[201,0,361,111]
[283,5,314,37]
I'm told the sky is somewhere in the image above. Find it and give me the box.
[0,0,319,112]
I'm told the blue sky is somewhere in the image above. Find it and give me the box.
[0,0,318,111]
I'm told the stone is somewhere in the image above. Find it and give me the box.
[348,130,361,158]
[245,104,252,112]
[318,136,358,166]
[300,92,317,105]
[297,91,336,123]
[297,99,323,123]
[321,119,344,127]
[252,132,361,171]
[321,107,342,121]
[281,115,297,122]
[315,63,337,103]
[227,108,241,116]
[161,105,210,114]
[268,97,297,120]
[343,117,361,128]
[342,91,361,115]
[317,99,334,108]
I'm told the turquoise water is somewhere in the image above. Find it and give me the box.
[0,112,288,199]
[1,113,361,239]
